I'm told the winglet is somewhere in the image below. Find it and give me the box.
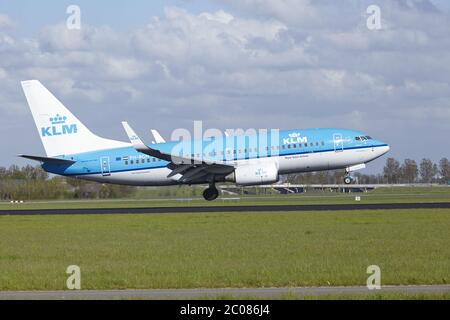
[151,129,166,144]
[121,122,148,151]
[121,122,172,162]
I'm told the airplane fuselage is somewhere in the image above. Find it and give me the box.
[42,128,389,186]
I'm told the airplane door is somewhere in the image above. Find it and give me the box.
[333,133,344,152]
[100,156,111,176]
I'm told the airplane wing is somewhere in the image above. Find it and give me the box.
[121,122,234,183]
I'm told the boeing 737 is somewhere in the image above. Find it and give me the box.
[20,80,390,201]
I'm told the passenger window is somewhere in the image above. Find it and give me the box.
[125,161,128,165]
[130,160,134,164]
[316,142,319,146]
[304,143,308,147]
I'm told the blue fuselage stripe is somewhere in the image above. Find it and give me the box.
[65,144,387,177]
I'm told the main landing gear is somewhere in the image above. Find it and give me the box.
[203,184,219,201]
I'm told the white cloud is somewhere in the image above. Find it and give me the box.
[0,2,449,167]
[0,14,14,30]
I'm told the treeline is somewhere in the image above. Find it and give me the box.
[1,157,449,200]
[286,157,450,185]
[382,157,449,184]
[0,165,135,201]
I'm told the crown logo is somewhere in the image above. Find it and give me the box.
[50,114,67,125]
[288,132,301,138]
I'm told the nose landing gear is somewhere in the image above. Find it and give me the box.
[203,185,219,201]
[344,175,354,185]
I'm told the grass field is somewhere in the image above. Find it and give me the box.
[204,292,450,300]
[0,208,449,291]
[1,186,449,211]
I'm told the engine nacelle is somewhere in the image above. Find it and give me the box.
[226,163,279,186]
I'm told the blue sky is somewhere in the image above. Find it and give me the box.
[0,0,449,173]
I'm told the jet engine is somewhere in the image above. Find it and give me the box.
[226,163,279,186]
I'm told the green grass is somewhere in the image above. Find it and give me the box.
[202,292,450,300]
[1,186,449,211]
[0,209,449,291]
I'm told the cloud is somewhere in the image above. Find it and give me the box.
[0,1,449,168]
[0,14,14,30]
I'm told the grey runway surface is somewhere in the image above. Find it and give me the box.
[1,202,450,216]
[1,285,450,300]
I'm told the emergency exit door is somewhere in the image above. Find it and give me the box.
[333,133,344,152]
[100,156,111,176]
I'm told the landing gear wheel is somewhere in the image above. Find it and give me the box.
[344,176,353,185]
[203,187,219,201]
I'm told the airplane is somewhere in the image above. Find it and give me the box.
[19,80,390,201]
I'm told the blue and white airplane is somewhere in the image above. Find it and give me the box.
[20,80,390,201]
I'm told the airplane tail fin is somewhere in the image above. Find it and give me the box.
[21,80,129,157]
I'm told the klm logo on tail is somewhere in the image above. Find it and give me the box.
[41,114,77,137]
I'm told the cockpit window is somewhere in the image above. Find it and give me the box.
[356,135,372,141]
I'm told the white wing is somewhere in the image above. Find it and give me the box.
[121,122,234,183]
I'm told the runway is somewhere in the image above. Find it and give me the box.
[1,202,450,215]
[1,285,449,300]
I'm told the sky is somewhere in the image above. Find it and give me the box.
[1,0,449,173]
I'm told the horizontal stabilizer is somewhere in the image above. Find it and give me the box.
[19,154,76,165]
